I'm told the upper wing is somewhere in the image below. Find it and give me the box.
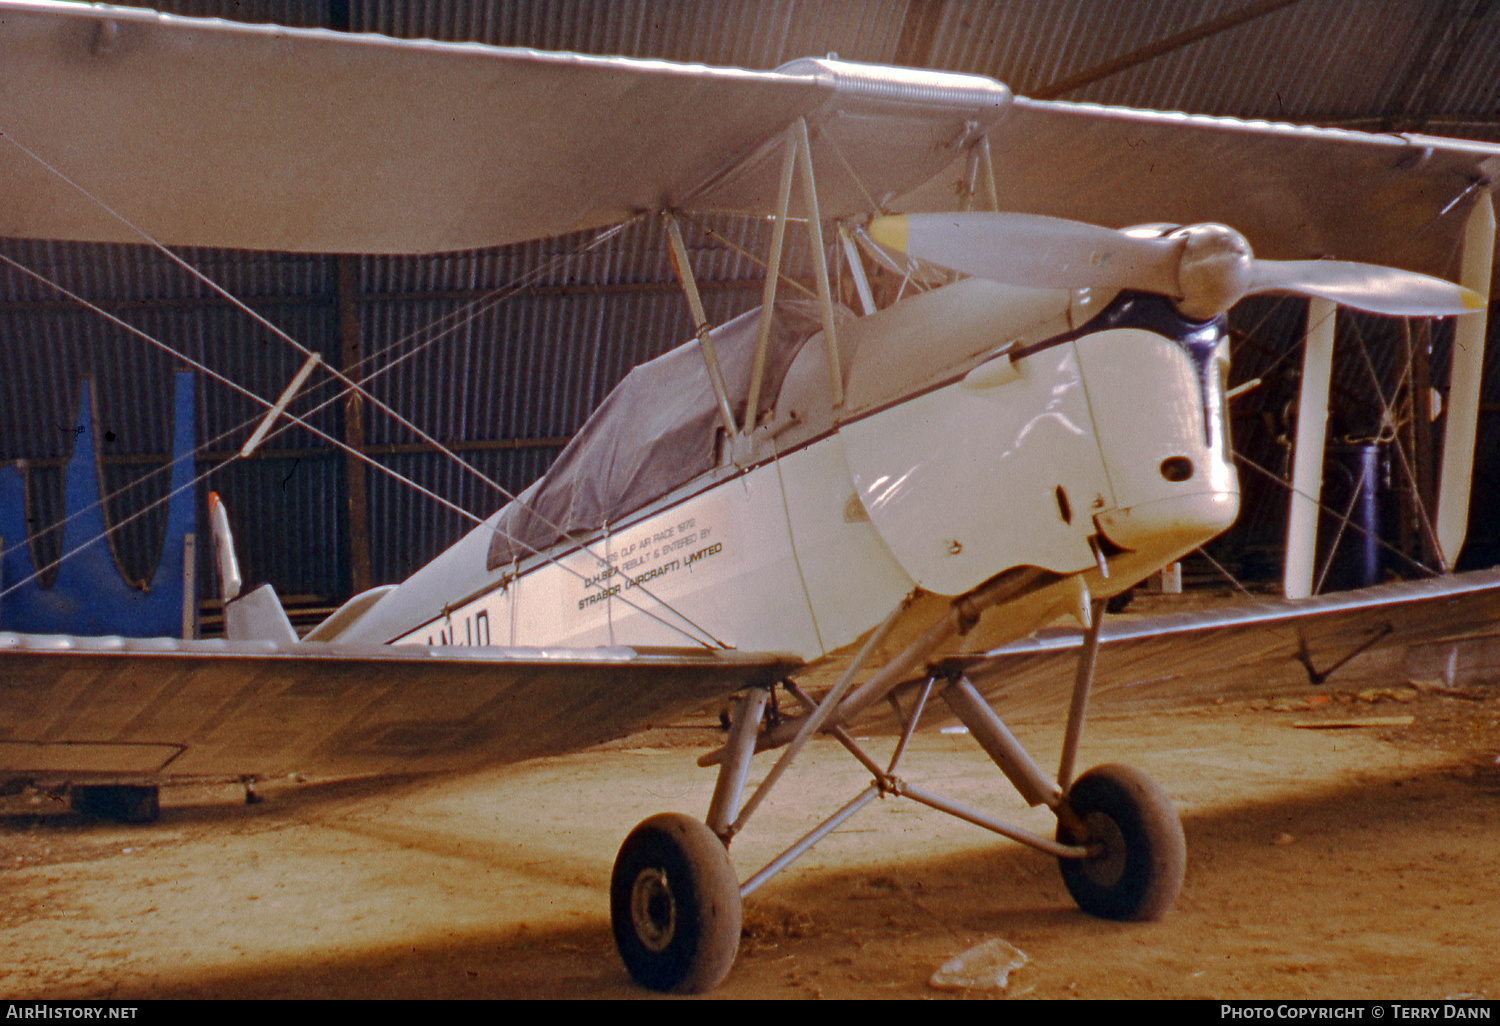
[0,633,798,780]
[960,99,1500,278]
[0,2,1005,253]
[945,568,1500,722]
[0,1,1493,275]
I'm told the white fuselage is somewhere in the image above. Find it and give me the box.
[333,280,1240,673]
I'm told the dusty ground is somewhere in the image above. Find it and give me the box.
[1,676,1497,1000]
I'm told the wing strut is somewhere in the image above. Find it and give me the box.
[664,212,739,439]
[744,126,800,426]
[1284,298,1338,598]
[793,117,845,409]
[975,134,1000,212]
[1434,192,1496,563]
[836,222,877,316]
[685,115,852,454]
[238,352,322,458]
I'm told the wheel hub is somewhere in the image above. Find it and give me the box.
[1078,811,1127,887]
[630,867,677,952]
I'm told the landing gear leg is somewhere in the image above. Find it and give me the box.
[611,687,767,992]
[609,575,1192,992]
[936,597,1185,921]
[1051,599,1184,920]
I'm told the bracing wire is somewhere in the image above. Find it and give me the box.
[1343,313,1446,567]
[0,247,727,647]
[1224,298,1448,590]
[0,130,732,644]
[0,217,639,566]
[1232,449,1441,579]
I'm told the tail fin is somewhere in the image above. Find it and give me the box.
[209,492,297,645]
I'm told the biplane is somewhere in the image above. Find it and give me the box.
[0,1,1497,993]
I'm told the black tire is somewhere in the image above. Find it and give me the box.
[611,812,742,993]
[1056,764,1184,921]
[69,785,160,824]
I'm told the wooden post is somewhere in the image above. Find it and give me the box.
[181,533,196,639]
[337,255,372,595]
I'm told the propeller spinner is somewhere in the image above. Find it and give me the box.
[867,212,1484,320]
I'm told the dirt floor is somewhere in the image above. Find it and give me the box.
[1,674,1497,1000]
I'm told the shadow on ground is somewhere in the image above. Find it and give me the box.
[69,757,1497,1000]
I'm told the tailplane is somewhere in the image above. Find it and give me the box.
[209,492,297,645]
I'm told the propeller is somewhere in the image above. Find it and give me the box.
[866,213,1485,320]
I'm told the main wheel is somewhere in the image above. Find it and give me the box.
[1056,764,1185,921]
[611,812,742,993]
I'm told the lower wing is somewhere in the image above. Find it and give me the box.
[0,636,797,782]
[948,568,1500,720]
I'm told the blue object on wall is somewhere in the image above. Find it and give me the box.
[0,373,196,637]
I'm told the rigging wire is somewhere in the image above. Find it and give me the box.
[1342,312,1446,567]
[0,256,496,591]
[680,216,817,300]
[0,127,529,507]
[237,224,731,645]
[1231,448,1441,579]
[1310,457,1374,597]
[0,248,728,648]
[0,130,710,577]
[1189,545,1260,600]
[0,218,638,564]
[1226,298,1451,589]
[0,125,734,644]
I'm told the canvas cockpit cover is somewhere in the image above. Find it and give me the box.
[486,300,833,570]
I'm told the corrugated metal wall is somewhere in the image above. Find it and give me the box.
[2,0,1497,622]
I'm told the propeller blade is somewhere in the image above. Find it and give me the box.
[1247,260,1485,318]
[851,225,951,285]
[871,212,1485,320]
[868,213,1182,294]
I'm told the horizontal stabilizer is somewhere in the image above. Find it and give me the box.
[224,583,297,646]
[209,493,295,644]
[302,585,399,643]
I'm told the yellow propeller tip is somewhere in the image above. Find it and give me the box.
[867,215,909,253]
[1461,287,1487,311]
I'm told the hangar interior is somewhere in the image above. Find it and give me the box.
[1,0,1498,636]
